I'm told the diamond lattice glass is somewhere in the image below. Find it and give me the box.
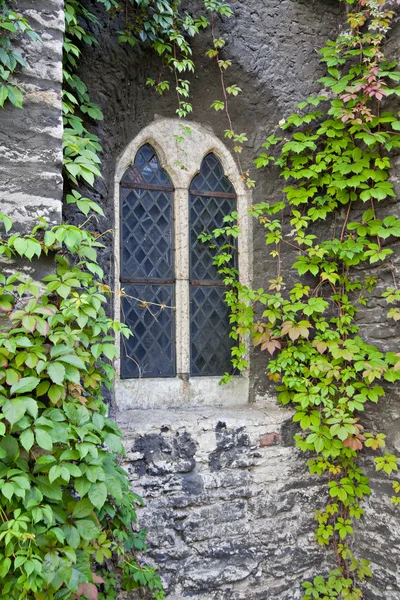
[190,286,234,376]
[120,145,175,378]
[120,144,172,188]
[120,285,175,379]
[189,153,237,376]
[190,153,235,194]
[121,188,173,280]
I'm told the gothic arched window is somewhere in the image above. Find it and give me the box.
[115,119,251,408]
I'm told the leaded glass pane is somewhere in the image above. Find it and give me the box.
[120,144,173,188]
[120,145,175,379]
[190,194,236,281]
[190,153,235,194]
[121,285,175,379]
[121,187,173,280]
[190,286,234,376]
[189,153,237,377]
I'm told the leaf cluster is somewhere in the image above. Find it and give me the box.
[0,208,164,600]
[0,0,40,108]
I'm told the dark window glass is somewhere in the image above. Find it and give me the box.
[190,195,235,282]
[190,286,234,376]
[189,153,236,376]
[120,144,172,188]
[190,153,235,194]
[120,285,175,378]
[121,188,173,280]
[120,144,175,378]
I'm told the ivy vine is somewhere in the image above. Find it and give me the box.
[206,0,400,598]
[0,0,40,108]
[0,209,167,599]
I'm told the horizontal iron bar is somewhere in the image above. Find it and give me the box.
[120,278,175,285]
[189,189,236,199]
[121,183,174,192]
[190,280,226,287]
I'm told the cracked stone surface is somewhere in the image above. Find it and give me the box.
[0,0,63,230]
[117,405,327,600]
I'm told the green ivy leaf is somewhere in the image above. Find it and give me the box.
[73,498,95,519]
[75,518,100,540]
[47,362,66,385]
[10,377,40,396]
[2,482,14,501]
[3,399,27,425]
[20,429,34,452]
[35,429,53,451]
[104,433,124,454]
[36,476,62,501]
[89,482,108,510]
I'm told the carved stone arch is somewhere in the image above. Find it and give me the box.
[115,118,248,196]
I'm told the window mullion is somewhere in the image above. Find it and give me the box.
[174,188,190,375]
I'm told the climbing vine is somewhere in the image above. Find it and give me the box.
[0,0,39,107]
[0,208,166,599]
[205,0,400,597]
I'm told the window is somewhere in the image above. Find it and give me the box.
[120,146,236,378]
[114,119,251,408]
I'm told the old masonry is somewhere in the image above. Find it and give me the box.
[1,0,400,598]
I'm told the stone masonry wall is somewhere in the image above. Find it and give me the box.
[75,0,400,598]
[117,404,331,600]
[0,0,64,230]
[0,0,399,598]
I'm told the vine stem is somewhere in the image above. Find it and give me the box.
[340,201,352,243]
[173,44,181,111]
[281,238,308,256]
[276,243,281,277]
[118,288,175,311]
[369,197,381,250]
[210,15,245,180]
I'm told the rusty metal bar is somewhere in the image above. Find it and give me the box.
[189,189,236,199]
[121,182,174,192]
[190,280,226,287]
[120,278,175,285]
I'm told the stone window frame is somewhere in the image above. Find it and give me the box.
[113,118,252,409]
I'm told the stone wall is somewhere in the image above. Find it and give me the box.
[1,0,400,598]
[0,0,64,230]
[74,1,399,598]
[118,404,331,600]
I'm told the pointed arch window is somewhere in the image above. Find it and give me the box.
[119,145,238,380]
[119,144,175,378]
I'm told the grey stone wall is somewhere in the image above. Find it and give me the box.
[74,1,399,598]
[71,0,400,597]
[0,0,64,230]
[1,0,399,597]
[118,405,331,600]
